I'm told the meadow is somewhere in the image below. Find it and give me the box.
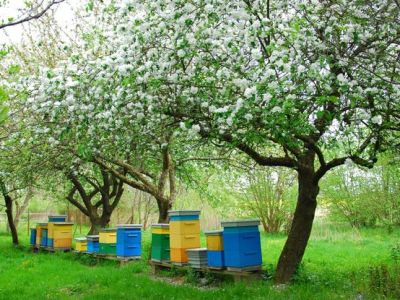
[0,220,399,300]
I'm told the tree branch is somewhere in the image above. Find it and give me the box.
[0,0,64,30]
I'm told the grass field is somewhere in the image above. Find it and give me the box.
[0,221,399,300]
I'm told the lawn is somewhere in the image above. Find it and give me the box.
[0,221,399,300]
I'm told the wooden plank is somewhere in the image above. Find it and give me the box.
[149,260,262,280]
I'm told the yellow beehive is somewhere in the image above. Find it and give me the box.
[170,234,200,248]
[35,223,48,246]
[47,215,68,242]
[170,248,188,262]
[75,237,87,252]
[168,210,201,264]
[52,222,73,249]
[99,229,117,244]
[169,220,200,235]
[205,230,224,251]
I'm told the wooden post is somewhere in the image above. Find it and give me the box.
[27,209,30,236]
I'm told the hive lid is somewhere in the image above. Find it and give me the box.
[86,235,99,239]
[36,222,48,226]
[117,224,143,229]
[99,228,117,232]
[221,219,260,228]
[168,210,201,216]
[48,215,67,218]
[204,230,223,236]
[151,223,169,228]
[75,237,87,241]
[52,222,74,225]
[185,248,208,253]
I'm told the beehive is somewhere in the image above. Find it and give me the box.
[30,228,37,246]
[151,224,170,262]
[222,220,262,269]
[47,215,68,248]
[205,230,225,268]
[41,229,48,248]
[75,237,87,252]
[99,228,117,255]
[35,223,48,247]
[186,248,208,269]
[169,210,201,264]
[87,235,99,253]
[116,224,142,258]
[52,222,73,250]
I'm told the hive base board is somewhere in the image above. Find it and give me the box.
[226,266,262,272]
[208,266,225,270]
[44,247,72,252]
[116,256,141,261]
[149,261,263,282]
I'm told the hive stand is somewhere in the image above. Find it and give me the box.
[74,251,141,266]
[149,260,263,283]
[31,245,71,253]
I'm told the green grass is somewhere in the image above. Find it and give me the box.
[0,221,399,299]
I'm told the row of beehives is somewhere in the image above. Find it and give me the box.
[74,224,142,258]
[30,215,73,249]
[151,210,262,270]
[30,216,142,258]
[30,211,263,270]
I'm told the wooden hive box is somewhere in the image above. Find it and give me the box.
[151,224,170,262]
[52,222,73,250]
[205,230,225,268]
[75,237,87,252]
[168,210,201,264]
[221,220,262,269]
[99,228,117,255]
[47,215,68,248]
[116,224,143,258]
[87,235,99,253]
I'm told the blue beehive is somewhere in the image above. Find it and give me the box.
[30,228,37,246]
[48,215,67,222]
[222,220,262,269]
[41,229,48,247]
[87,235,100,253]
[116,224,142,257]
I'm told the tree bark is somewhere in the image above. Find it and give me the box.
[88,211,112,234]
[14,186,34,229]
[275,168,319,284]
[157,197,172,223]
[4,194,19,245]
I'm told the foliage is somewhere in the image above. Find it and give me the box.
[239,167,296,233]
[321,153,400,228]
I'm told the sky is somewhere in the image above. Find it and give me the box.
[0,0,78,44]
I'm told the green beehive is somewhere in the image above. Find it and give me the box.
[99,243,116,255]
[151,224,170,262]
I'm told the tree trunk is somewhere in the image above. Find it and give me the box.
[14,186,34,229]
[88,210,112,235]
[4,194,19,245]
[157,197,172,223]
[275,169,319,284]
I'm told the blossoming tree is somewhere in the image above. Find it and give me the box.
[13,0,400,283]
[101,0,398,283]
